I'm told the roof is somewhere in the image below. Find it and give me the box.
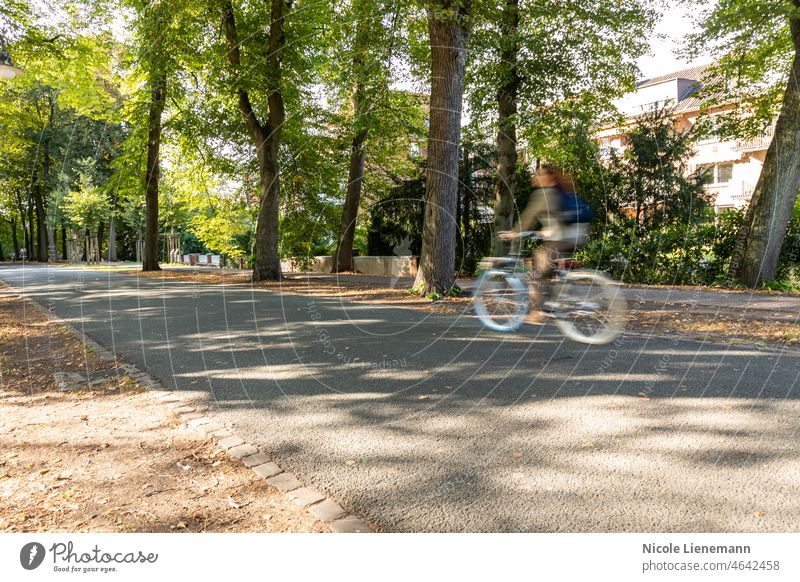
[637,64,710,89]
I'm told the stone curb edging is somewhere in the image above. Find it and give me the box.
[11,285,373,534]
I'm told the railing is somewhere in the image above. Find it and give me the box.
[733,126,774,151]
[707,182,754,206]
[732,182,755,201]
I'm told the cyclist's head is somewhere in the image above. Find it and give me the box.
[534,164,576,192]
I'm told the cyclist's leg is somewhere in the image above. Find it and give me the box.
[525,244,555,323]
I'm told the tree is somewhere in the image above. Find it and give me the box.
[221,0,287,282]
[467,0,655,255]
[686,0,800,286]
[0,1,123,263]
[617,105,710,227]
[64,161,112,260]
[330,0,402,272]
[413,0,471,295]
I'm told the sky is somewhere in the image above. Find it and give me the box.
[636,2,713,79]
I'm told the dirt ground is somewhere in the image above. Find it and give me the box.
[0,290,327,533]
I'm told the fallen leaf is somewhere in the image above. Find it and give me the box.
[176,521,186,529]
[512,451,523,458]
[417,395,429,401]
[753,511,766,518]
[226,496,241,509]
[263,514,272,522]
[512,472,525,480]
[80,415,88,422]
[345,459,356,466]
[38,468,50,475]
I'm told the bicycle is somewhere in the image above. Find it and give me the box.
[472,232,627,345]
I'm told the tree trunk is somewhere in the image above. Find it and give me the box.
[223,0,285,282]
[38,133,51,262]
[97,222,105,262]
[492,0,519,257]
[413,1,469,295]
[107,214,117,262]
[333,126,368,272]
[28,200,36,260]
[21,207,30,257]
[61,224,67,260]
[732,5,800,287]
[11,218,20,260]
[333,5,373,274]
[143,69,166,272]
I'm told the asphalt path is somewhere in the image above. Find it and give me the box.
[2,263,799,532]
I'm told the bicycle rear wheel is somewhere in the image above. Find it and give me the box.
[550,270,627,344]
[473,270,528,332]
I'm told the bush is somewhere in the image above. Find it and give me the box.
[578,211,741,286]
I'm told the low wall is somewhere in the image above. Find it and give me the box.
[281,256,418,277]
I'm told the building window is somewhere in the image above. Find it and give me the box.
[698,162,733,185]
[717,163,733,183]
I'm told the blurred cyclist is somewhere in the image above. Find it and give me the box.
[499,165,590,322]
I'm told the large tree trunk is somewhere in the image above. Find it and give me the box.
[61,225,67,260]
[492,0,519,257]
[732,6,800,287]
[223,0,284,282]
[333,125,368,273]
[143,70,166,272]
[413,1,469,295]
[333,5,373,274]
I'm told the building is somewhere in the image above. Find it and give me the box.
[595,65,773,212]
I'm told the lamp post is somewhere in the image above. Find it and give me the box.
[0,34,24,80]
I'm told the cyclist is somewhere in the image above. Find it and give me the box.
[499,165,590,322]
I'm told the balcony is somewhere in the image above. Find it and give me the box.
[707,181,754,207]
[733,126,774,152]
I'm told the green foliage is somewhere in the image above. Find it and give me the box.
[467,0,656,153]
[683,0,794,137]
[613,104,710,227]
[761,279,800,292]
[64,162,112,233]
[777,197,800,279]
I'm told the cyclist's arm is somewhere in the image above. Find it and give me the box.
[512,187,558,234]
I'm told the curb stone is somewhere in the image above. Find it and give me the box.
[11,285,375,534]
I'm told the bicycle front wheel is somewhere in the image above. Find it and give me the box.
[473,270,528,332]
[550,270,627,344]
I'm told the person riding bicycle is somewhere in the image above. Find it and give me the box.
[499,164,590,321]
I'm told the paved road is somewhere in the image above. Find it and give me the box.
[3,264,799,532]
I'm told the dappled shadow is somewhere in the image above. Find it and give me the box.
[3,264,800,532]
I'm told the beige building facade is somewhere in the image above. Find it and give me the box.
[595,65,772,212]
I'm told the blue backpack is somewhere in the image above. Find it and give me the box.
[558,189,593,224]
